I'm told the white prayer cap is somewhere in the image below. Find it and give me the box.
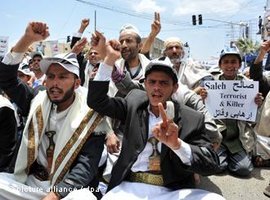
[119,24,141,37]
[30,51,43,59]
[40,53,80,77]
[144,57,178,83]
[164,37,183,49]
[18,63,34,77]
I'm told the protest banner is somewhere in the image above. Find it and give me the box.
[0,36,8,58]
[50,40,59,56]
[204,80,258,122]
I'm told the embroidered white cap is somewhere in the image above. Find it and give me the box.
[119,24,141,37]
[40,53,80,77]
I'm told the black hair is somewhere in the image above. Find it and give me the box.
[145,65,178,84]
[135,34,142,44]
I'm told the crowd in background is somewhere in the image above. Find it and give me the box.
[0,12,270,200]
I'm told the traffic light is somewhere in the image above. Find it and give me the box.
[67,36,71,43]
[192,15,196,25]
[198,14,202,25]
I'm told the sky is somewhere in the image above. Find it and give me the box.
[0,0,267,60]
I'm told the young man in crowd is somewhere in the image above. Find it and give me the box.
[87,38,225,200]
[200,47,263,177]
[0,21,110,200]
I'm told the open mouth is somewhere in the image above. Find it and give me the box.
[49,88,62,97]
[151,94,162,100]
[121,48,130,56]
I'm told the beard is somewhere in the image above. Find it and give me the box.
[170,57,181,65]
[121,45,140,61]
[47,84,75,105]
[122,50,136,61]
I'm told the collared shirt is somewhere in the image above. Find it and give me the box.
[131,107,192,172]
[96,63,193,171]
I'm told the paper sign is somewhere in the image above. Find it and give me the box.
[204,80,258,122]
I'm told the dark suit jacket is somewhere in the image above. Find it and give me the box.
[250,60,270,98]
[71,36,87,85]
[88,81,220,191]
[0,105,17,171]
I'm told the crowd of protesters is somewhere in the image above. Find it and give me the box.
[0,12,269,200]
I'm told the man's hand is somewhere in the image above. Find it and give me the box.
[260,40,270,55]
[103,40,121,66]
[152,103,181,150]
[25,22,49,43]
[140,12,161,54]
[41,191,60,200]
[71,37,88,55]
[106,132,120,154]
[255,40,270,64]
[79,18,90,33]
[193,86,204,95]
[150,12,161,38]
[255,92,264,107]
[91,30,106,59]
[12,22,49,53]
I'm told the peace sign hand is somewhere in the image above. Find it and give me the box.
[152,102,181,150]
[150,12,161,37]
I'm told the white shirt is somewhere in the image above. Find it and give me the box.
[32,74,46,88]
[38,104,71,168]
[131,107,192,172]
[2,51,24,65]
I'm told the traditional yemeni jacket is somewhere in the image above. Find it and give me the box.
[14,90,103,186]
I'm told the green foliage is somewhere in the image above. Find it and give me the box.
[235,38,260,55]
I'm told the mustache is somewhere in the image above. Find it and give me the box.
[151,91,162,96]
[48,87,62,92]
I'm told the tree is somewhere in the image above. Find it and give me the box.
[235,38,260,55]
[235,38,260,67]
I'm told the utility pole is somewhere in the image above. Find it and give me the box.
[94,10,97,31]
[239,21,248,39]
